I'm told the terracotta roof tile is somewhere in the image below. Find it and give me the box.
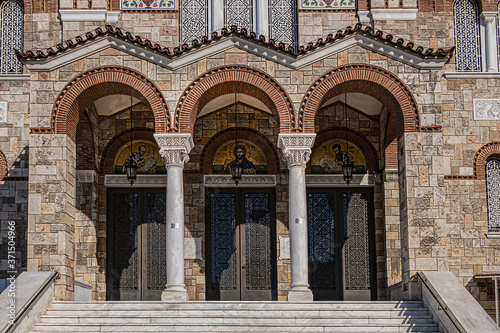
[17,23,452,60]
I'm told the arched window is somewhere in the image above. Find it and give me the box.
[453,0,481,72]
[486,157,500,230]
[0,0,23,74]
[180,0,296,49]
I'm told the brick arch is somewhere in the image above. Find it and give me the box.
[307,127,379,174]
[99,128,157,174]
[0,149,7,180]
[175,65,295,134]
[51,66,169,142]
[200,128,280,174]
[474,142,500,180]
[299,64,423,134]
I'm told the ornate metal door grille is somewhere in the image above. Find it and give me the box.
[0,0,23,74]
[307,189,375,301]
[107,189,167,300]
[486,158,500,230]
[206,189,276,300]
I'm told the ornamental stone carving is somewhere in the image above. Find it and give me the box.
[154,133,194,168]
[277,133,316,168]
[76,170,96,183]
[474,99,500,120]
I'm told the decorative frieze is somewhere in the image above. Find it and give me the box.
[474,99,500,120]
[204,175,276,187]
[121,0,177,10]
[104,174,167,187]
[305,174,374,186]
[299,0,355,9]
[278,133,316,168]
[76,170,96,183]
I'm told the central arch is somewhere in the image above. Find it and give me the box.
[51,66,170,142]
[299,64,422,134]
[174,65,295,134]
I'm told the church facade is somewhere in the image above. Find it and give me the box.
[0,0,499,312]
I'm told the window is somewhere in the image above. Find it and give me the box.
[453,0,481,72]
[0,0,23,74]
[486,157,500,231]
[180,0,208,44]
[180,0,296,49]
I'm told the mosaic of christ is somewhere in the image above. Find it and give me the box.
[212,141,267,174]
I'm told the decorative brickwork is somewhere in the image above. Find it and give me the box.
[299,64,421,134]
[200,128,281,174]
[175,65,295,134]
[474,142,500,180]
[0,149,7,180]
[99,128,156,174]
[45,66,169,142]
[385,114,398,169]
[308,127,379,174]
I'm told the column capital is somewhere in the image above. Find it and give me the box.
[154,133,194,167]
[277,133,316,168]
[481,12,497,23]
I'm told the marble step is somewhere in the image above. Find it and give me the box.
[48,301,427,310]
[32,323,441,332]
[38,315,436,325]
[44,308,432,318]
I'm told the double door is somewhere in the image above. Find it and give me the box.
[206,188,277,300]
[107,188,167,300]
[307,188,376,301]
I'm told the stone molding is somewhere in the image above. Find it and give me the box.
[0,74,31,81]
[203,175,276,187]
[75,170,96,183]
[104,174,167,187]
[370,9,418,21]
[473,99,500,120]
[383,169,399,182]
[305,174,374,186]
[278,134,316,168]
[154,133,194,167]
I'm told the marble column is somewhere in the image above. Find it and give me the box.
[481,12,499,72]
[278,133,316,301]
[154,133,194,301]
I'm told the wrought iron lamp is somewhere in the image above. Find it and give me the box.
[125,95,137,185]
[232,93,243,185]
[342,93,354,185]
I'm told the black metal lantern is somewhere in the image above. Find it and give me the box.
[126,95,137,186]
[125,159,138,185]
[342,155,354,185]
[231,93,242,185]
[343,93,353,185]
[231,162,243,185]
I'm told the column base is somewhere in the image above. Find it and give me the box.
[287,288,313,302]
[161,289,189,301]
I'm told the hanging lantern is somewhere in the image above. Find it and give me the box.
[231,162,243,185]
[342,156,354,185]
[125,159,138,185]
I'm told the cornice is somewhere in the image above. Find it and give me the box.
[18,24,453,71]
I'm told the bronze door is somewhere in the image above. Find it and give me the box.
[107,189,167,300]
[206,189,277,301]
[307,188,376,301]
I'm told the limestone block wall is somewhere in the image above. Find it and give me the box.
[27,134,77,300]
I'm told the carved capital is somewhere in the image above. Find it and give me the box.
[154,133,194,168]
[481,12,497,25]
[159,148,190,167]
[277,133,316,168]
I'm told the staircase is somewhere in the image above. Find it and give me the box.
[31,301,441,332]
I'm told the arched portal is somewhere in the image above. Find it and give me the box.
[51,66,170,142]
[174,65,295,133]
[299,64,422,135]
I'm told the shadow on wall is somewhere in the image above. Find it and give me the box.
[466,276,497,320]
[0,146,29,281]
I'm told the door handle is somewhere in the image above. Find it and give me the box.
[242,266,248,269]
